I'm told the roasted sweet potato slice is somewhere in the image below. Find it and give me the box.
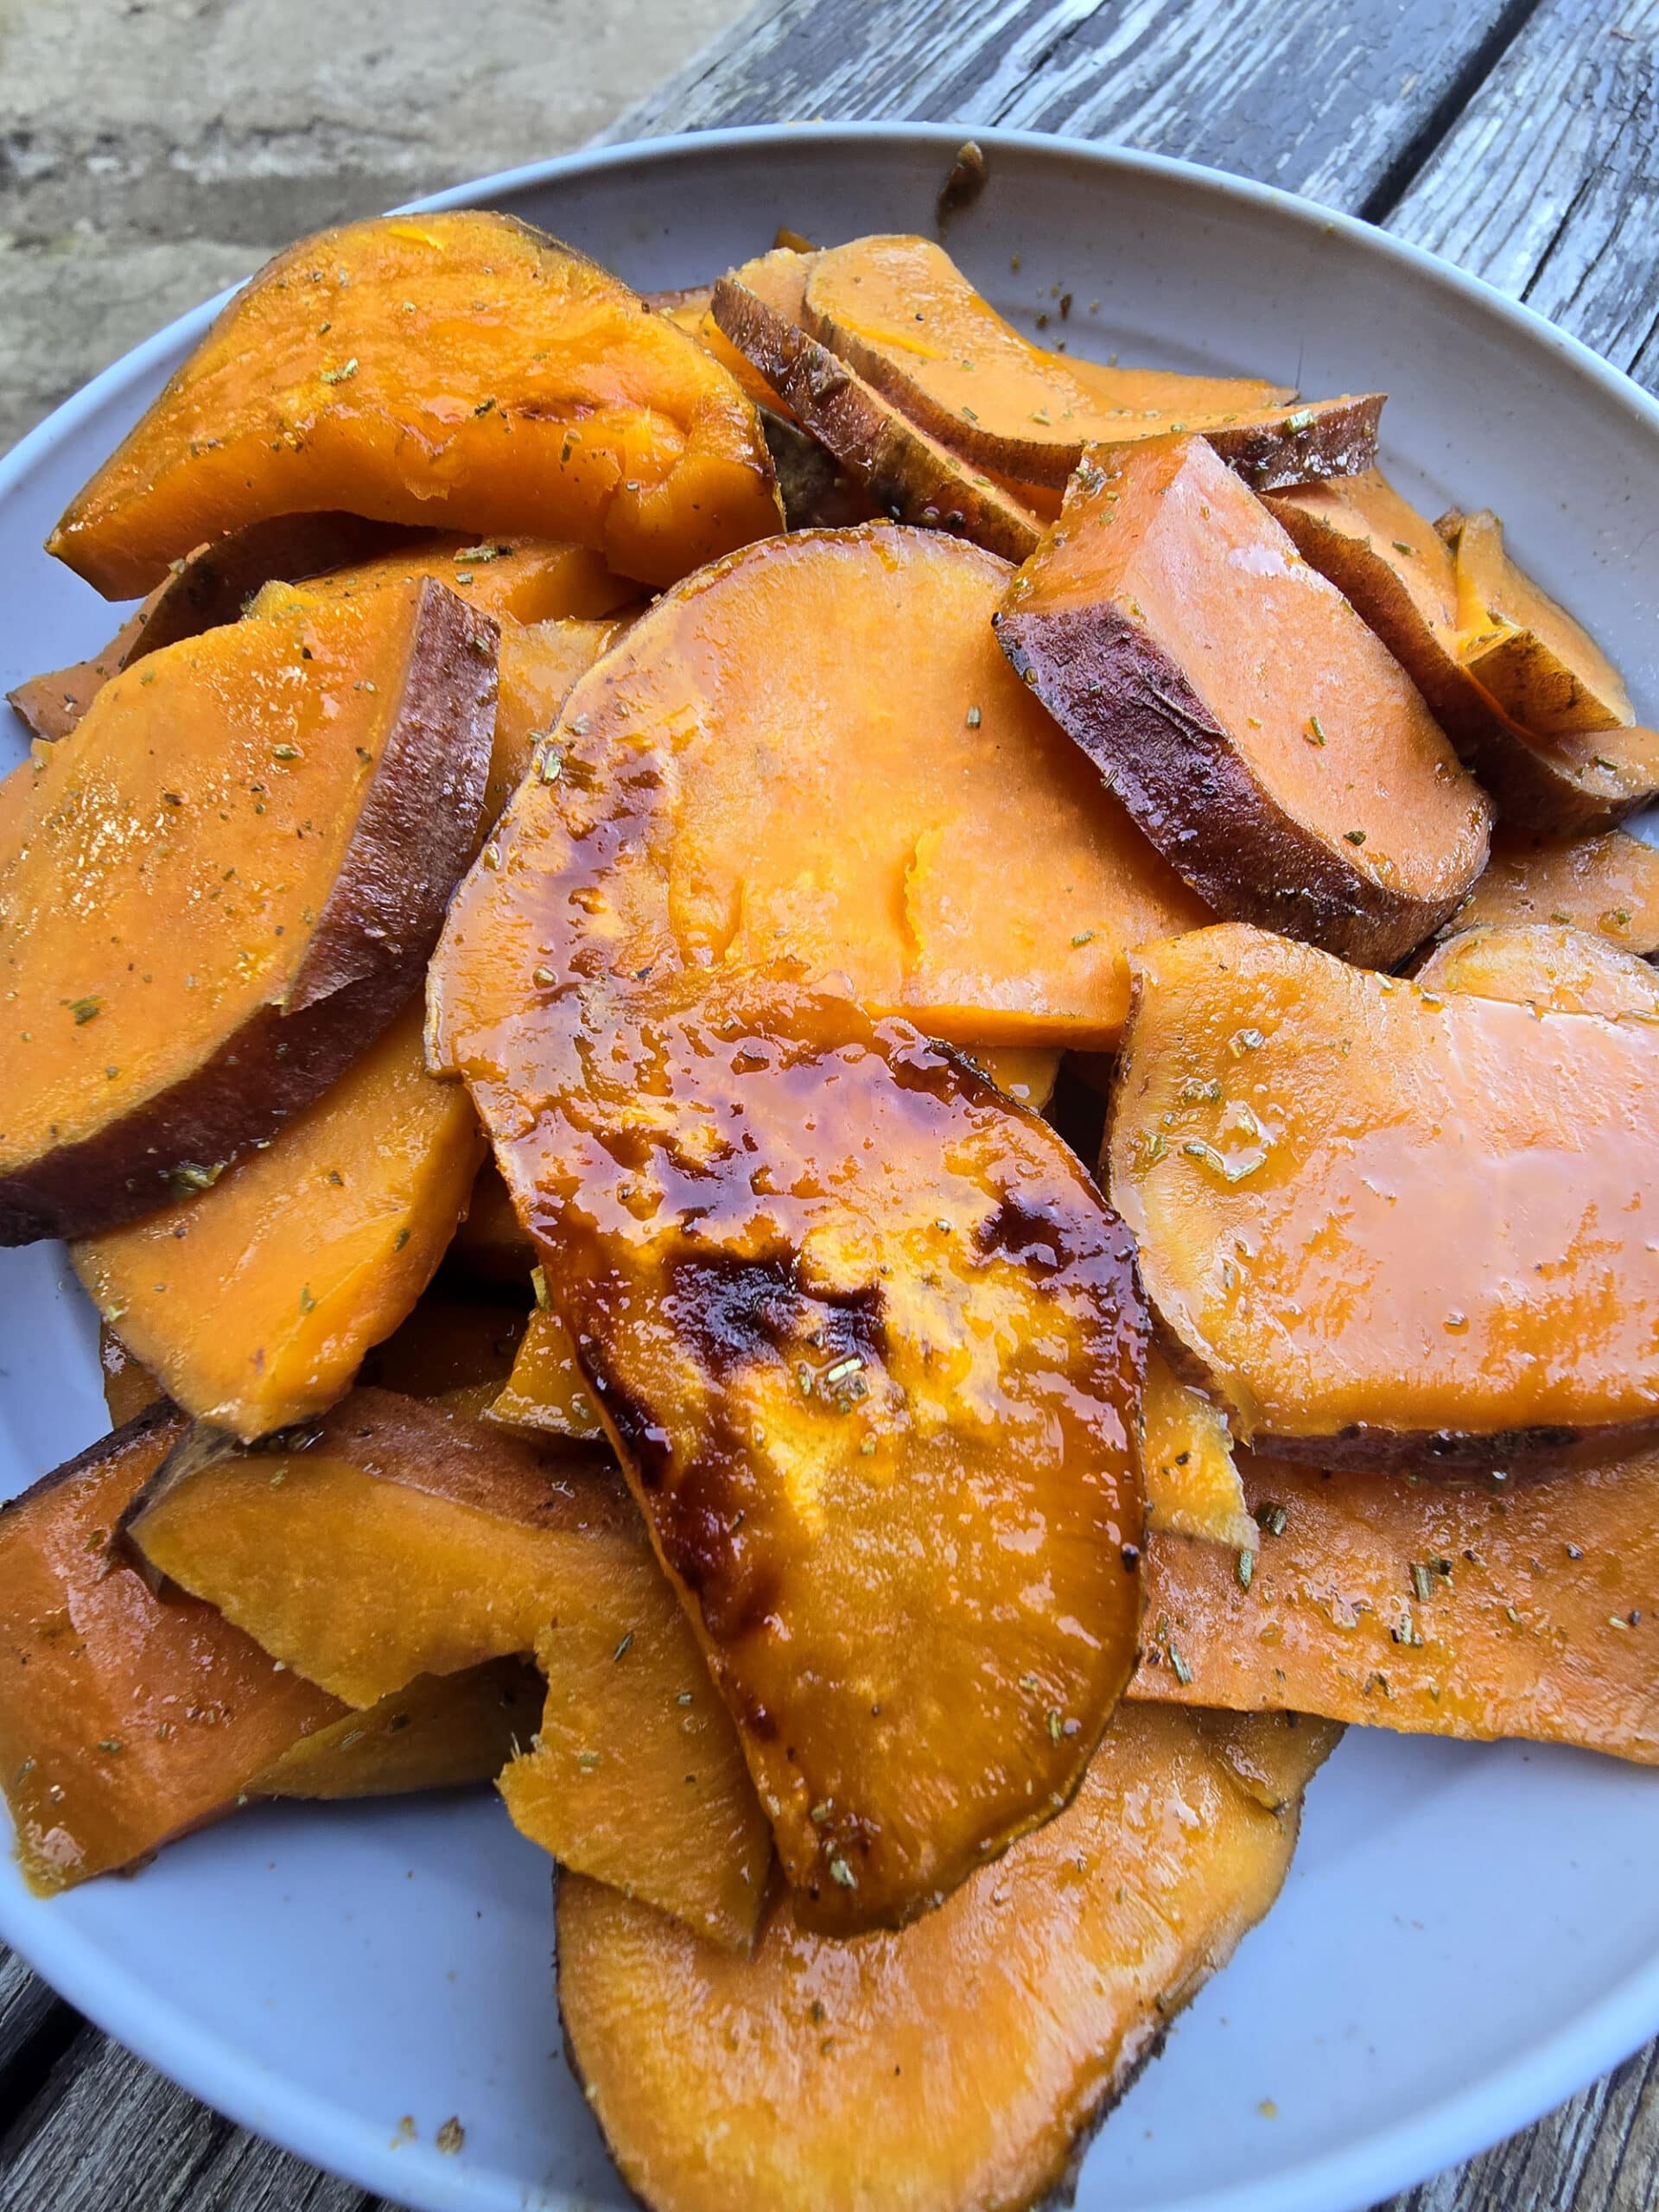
[1444,825,1659,950]
[1415,921,1659,1019]
[710,252,1043,562]
[252,1657,541,1799]
[73,1000,485,1440]
[1142,1347,1255,1550]
[251,532,635,630]
[486,610,639,823]
[0,577,495,1245]
[558,1704,1330,2212]
[966,1044,1061,1110]
[1109,923,1659,1465]
[1447,508,1636,737]
[359,1287,528,1418]
[1269,476,1659,831]
[429,525,1205,1054]
[800,234,1381,493]
[99,1323,161,1426]
[1137,1451,1659,1762]
[433,951,1148,1930]
[130,1389,772,1947]
[487,1306,604,1442]
[50,213,782,597]
[997,436,1490,965]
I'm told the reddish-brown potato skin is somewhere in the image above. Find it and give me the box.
[0,578,496,1244]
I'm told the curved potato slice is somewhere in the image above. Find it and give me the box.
[1415,921,1659,1019]
[1141,1347,1255,1550]
[48,211,782,597]
[557,1705,1329,2212]
[1443,826,1659,950]
[1447,508,1635,738]
[252,1657,542,1799]
[487,1306,604,1442]
[998,437,1490,966]
[1109,923,1659,1465]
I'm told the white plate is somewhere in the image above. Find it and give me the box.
[3,124,1659,2212]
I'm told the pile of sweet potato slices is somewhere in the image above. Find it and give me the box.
[3,207,1658,2212]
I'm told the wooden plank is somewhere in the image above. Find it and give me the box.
[608,0,1545,214]
[0,1952,64,2088]
[1385,0,1659,391]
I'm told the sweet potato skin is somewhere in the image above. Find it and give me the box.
[48,212,782,596]
[1109,923,1659,1465]
[998,440,1490,967]
[0,577,496,1244]
[557,1706,1327,2212]
[1137,1451,1659,1762]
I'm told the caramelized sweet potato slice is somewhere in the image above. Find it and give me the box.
[1444,825,1659,950]
[558,1705,1328,2212]
[1138,1452,1659,1761]
[0,577,494,1244]
[710,252,1043,562]
[429,526,1205,1054]
[1448,508,1637,738]
[252,1657,541,1799]
[487,1306,604,1441]
[0,1408,342,1891]
[997,437,1490,965]
[1415,922,1659,1019]
[1109,923,1659,1465]
[99,1323,162,1427]
[434,958,1148,1932]
[1142,1347,1255,1550]
[49,212,781,597]
[130,1389,771,1946]
[801,234,1373,493]
[73,1000,485,1439]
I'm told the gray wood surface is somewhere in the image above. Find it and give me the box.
[7,1,1659,2208]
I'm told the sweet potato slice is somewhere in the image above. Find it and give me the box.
[1445,825,1659,950]
[801,234,1381,493]
[1137,1451,1659,1762]
[1415,922,1659,1019]
[252,1657,540,1799]
[557,1704,1328,2212]
[0,1408,342,1891]
[710,252,1043,562]
[429,526,1205,1054]
[1142,1348,1255,1550]
[1447,508,1636,737]
[73,1000,485,1440]
[49,212,782,597]
[360,1288,528,1418]
[0,577,495,1245]
[100,1323,162,1426]
[997,436,1491,965]
[1108,922,1659,1465]
[486,611,639,823]
[434,952,1149,1930]
[487,1306,604,1442]
[130,1389,772,1947]
[251,532,635,630]
[966,1044,1061,1110]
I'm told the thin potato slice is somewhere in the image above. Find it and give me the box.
[253,1658,541,1799]
[99,1323,161,1427]
[557,1706,1330,2212]
[998,437,1490,966]
[428,525,1205,1054]
[251,533,633,628]
[73,1001,485,1440]
[965,1044,1061,1110]
[1138,1452,1659,1762]
[1443,825,1659,950]
[1109,923,1659,1465]
[710,252,1043,562]
[486,611,639,823]
[1141,1347,1255,1550]
[0,577,495,1244]
[1415,922,1659,1019]
[1448,508,1636,737]
[130,1389,771,1948]
[49,212,782,596]
[488,1306,604,1441]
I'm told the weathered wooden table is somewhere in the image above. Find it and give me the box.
[4,0,1658,2205]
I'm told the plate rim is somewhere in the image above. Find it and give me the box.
[3,117,1657,2212]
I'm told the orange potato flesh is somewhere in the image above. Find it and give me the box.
[72,1000,485,1440]
[1451,508,1635,737]
[966,1044,1061,1110]
[100,1322,162,1427]
[998,437,1490,966]
[48,211,783,597]
[429,525,1205,1056]
[488,1306,604,1442]
[558,1705,1330,2212]
[1446,827,1659,951]
[1415,922,1659,1020]
[1141,1347,1255,1550]
[253,1657,543,1800]
[0,1409,342,1892]
[251,533,634,629]
[0,577,495,1243]
[802,235,1294,487]
[486,612,639,823]
[1109,923,1659,1459]
[1137,1452,1659,1762]
[130,1390,771,1947]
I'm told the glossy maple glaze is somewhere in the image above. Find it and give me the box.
[1448,825,1659,951]
[1111,925,1659,1452]
[1141,1346,1255,1550]
[73,1000,485,1439]
[558,1706,1328,2212]
[1138,1449,1659,1760]
[429,524,1204,1054]
[1415,921,1659,1018]
[48,212,783,596]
